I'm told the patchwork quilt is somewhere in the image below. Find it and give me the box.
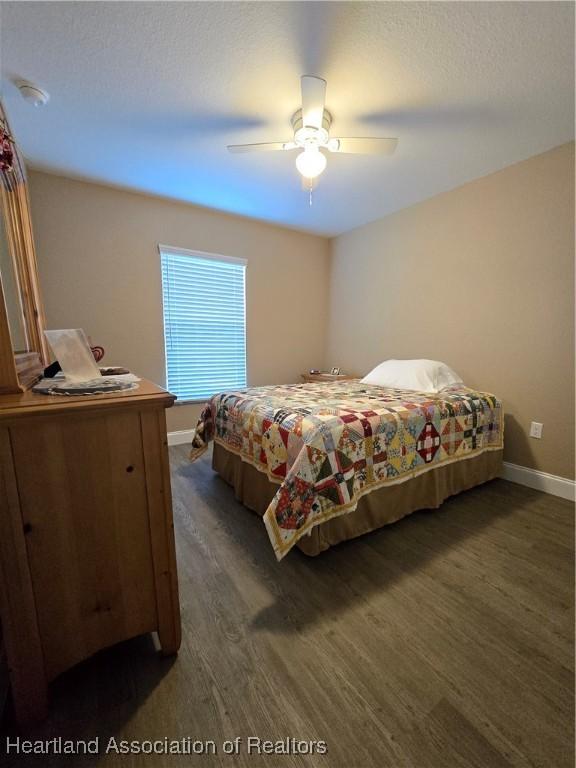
[191,381,503,560]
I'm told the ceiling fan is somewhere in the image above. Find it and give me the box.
[227,75,398,197]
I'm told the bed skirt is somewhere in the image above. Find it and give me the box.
[212,442,504,556]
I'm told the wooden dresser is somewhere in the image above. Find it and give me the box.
[0,379,181,724]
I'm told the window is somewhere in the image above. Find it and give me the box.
[159,246,247,401]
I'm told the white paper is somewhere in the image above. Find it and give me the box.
[44,329,102,383]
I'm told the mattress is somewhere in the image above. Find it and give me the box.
[191,381,504,559]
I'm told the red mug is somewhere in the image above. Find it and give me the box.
[91,346,105,363]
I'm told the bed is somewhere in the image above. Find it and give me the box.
[191,380,503,560]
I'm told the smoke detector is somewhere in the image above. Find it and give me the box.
[17,81,49,107]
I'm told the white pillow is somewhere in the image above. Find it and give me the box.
[361,359,463,393]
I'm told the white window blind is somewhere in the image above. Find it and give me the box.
[160,246,247,401]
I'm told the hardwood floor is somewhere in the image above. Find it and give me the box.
[1,446,574,767]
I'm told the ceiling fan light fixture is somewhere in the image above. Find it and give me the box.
[226,75,399,194]
[295,147,326,179]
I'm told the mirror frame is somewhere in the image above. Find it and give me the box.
[0,102,48,394]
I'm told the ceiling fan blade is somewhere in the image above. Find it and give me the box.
[227,141,296,153]
[301,75,326,130]
[328,137,398,155]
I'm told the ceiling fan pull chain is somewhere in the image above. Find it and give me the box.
[309,187,313,207]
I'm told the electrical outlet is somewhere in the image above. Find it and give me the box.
[529,422,543,439]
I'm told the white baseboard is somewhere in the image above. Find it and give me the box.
[168,429,195,447]
[501,462,575,502]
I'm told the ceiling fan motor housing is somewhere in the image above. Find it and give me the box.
[291,108,332,148]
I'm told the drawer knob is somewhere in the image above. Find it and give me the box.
[126,465,134,473]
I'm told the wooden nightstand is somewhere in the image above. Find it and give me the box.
[301,372,357,383]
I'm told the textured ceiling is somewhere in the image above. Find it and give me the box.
[1,1,574,236]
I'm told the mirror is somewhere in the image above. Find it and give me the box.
[0,203,28,352]
[0,101,48,393]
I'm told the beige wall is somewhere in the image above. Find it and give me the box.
[29,144,575,478]
[326,143,575,479]
[28,171,330,431]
